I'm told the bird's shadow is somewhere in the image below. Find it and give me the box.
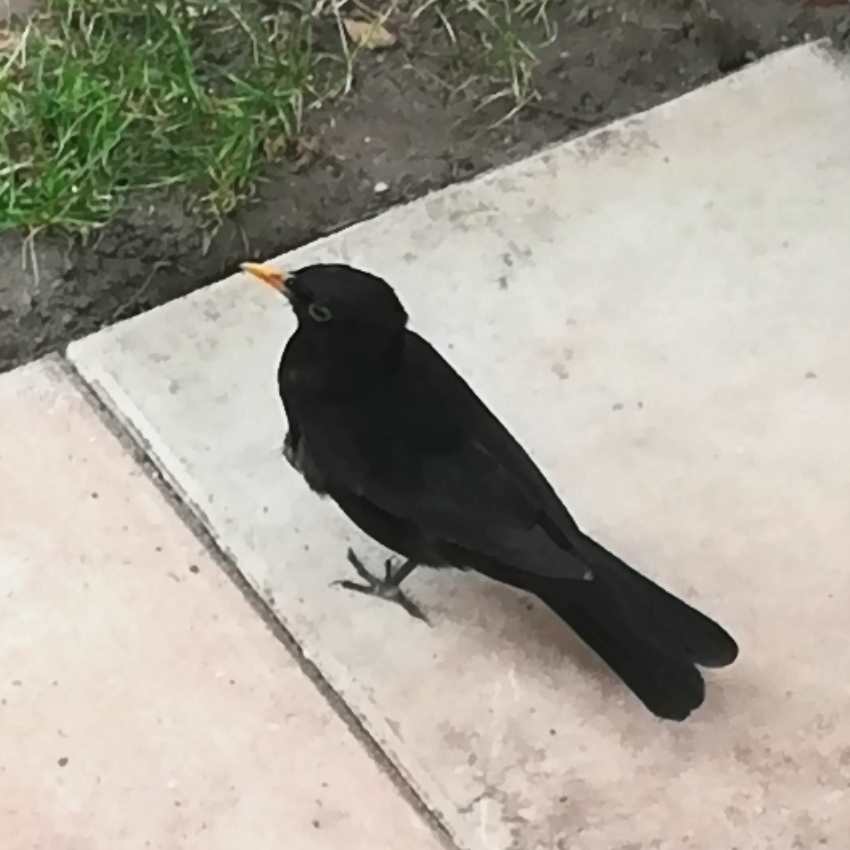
[410,566,738,731]
[417,567,621,693]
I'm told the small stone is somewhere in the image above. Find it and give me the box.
[373,181,389,194]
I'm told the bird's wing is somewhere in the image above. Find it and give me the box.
[302,331,590,581]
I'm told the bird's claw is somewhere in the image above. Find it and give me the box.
[345,548,381,587]
[330,548,430,624]
[394,594,430,624]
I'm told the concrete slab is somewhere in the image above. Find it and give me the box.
[69,43,850,850]
[0,359,443,850]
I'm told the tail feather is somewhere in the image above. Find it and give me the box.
[574,533,739,668]
[532,534,737,720]
[552,595,706,720]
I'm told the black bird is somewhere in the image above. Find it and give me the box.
[241,261,738,721]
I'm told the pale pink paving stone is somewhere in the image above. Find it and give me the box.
[0,358,444,850]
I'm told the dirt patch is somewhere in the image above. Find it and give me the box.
[2,0,848,372]
[1,0,40,22]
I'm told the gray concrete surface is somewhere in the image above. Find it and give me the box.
[69,43,850,850]
[0,358,443,850]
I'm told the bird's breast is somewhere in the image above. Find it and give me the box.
[288,431,330,496]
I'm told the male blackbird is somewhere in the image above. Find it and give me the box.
[241,261,738,720]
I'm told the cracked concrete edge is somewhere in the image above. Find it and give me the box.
[49,353,465,850]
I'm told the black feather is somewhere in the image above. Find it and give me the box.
[267,263,738,720]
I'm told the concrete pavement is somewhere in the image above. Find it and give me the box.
[2,40,850,850]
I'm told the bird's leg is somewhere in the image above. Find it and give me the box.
[332,548,429,624]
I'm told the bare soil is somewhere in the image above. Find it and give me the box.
[1,0,848,372]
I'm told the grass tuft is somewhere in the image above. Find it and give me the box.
[416,0,556,119]
[0,0,556,236]
[0,0,322,234]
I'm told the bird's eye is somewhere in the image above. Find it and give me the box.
[308,303,332,322]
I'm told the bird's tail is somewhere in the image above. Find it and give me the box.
[534,533,738,721]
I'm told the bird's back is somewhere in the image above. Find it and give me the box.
[280,328,590,580]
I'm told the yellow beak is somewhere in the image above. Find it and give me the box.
[240,262,288,293]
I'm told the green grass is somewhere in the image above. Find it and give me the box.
[0,0,557,237]
[415,0,556,118]
[0,0,322,234]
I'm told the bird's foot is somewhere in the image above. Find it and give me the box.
[332,548,429,624]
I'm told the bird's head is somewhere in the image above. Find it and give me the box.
[240,261,408,334]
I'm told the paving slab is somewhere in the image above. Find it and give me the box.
[0,358,443,850]
[69,43,850,850]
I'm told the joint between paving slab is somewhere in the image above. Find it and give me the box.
[57,354,461,850]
